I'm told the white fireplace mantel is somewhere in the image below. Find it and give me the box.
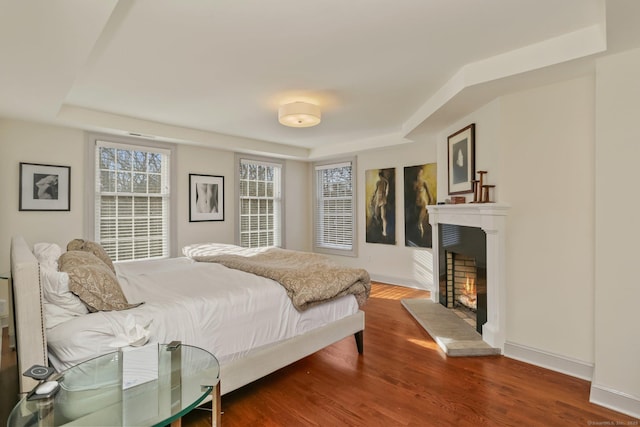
[427,203,510,351]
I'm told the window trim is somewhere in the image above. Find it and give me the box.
[85,133,178,258]
[234,153,286,248]
[313,157,357,257]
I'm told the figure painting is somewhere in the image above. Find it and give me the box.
[365,167,396,244]
[404,163,437,248]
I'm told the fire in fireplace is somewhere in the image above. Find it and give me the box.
[457,261,477,310]
[461,277,476,309]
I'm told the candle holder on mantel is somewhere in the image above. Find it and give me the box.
[482,184,495,203]
[471,170,495,203]
[472,180,480,203]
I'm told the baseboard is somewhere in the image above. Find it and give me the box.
[590,383,640,419]
[503,341,594,381]
[369,273,432,291]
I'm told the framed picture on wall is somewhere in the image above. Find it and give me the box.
[365,167,396,245]
[404,163,437,248]
[189,173,224,222]
[447,123,475,195]
[19,162,71,211]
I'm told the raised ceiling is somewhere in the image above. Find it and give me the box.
[1,0,639,160]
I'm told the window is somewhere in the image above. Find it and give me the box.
[314,160,356,256]
[94,140,171,261]
[237,157,283,248]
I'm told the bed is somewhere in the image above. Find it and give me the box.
[10,235,368,400]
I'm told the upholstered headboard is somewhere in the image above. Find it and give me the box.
[10,236,48,394]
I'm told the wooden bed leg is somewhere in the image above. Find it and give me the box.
[354,331,364,354]
[212,381,221,427]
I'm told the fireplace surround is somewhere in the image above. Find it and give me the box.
[427,203,510,351]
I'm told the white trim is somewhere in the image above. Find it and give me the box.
[504,341,594,381]
[312,157,357,257]
[96,139,171,157]
[368,273,432,291]
[589,384,640,419]
[315,161,351,171]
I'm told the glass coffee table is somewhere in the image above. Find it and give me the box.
[8,343,220,427]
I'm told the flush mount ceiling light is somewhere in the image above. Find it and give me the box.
[278,101,321,128]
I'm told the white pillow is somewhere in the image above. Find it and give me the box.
[40,265,89,329]
[33,242,63,268]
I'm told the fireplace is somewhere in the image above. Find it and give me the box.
[427,203,509,351]
[439,224,487,334]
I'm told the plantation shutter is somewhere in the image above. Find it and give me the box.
[95,140,170,261]
[238,158,282,248]
[314,161,354,253]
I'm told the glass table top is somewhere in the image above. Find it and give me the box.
[8,343,219,427]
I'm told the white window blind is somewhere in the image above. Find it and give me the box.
[238,158,282,248]
[95,140,170,261]
[314,161,355,254]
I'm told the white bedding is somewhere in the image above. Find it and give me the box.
[47,257,359,372]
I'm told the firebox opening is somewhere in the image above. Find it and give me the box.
[438,223,487,334]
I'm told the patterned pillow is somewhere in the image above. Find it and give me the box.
[66,238,84,252]
[59,251,142,312]
[66,239,115,273]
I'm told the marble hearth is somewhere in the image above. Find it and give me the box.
[427,203,510,351]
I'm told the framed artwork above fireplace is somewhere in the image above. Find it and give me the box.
[447,123,475,195]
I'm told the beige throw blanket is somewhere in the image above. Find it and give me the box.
[184,243,371,311]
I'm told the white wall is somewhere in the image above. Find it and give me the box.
[435,100,503,204]
[592,47,640,417]
[500,76,596,365]
[0,120,86,272]
[0,119,312,272]
[326,100,502,290]
[284,159,312,252]
[327,74,604,404]
[176,145,236,249]
[323,139,437,289]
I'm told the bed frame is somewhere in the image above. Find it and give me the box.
[10,235,365,395]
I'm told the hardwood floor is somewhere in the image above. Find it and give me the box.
[1,284,637,426]
[1,326,20,425]
[183,283,638,426]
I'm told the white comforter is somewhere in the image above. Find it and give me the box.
[46,257,359,371]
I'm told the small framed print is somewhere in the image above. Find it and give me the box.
[19,162,71,211]
[189,174,224,222]
[448,124,475,195]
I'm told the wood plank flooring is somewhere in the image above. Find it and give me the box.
[1,325,20,425]
[183,283,638,426]
[1,283,637,426]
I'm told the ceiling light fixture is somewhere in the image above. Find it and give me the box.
[278,101,321,128]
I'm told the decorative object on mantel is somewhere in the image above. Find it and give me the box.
[447,123,475,195]
[471,170,495,203]
[450,196,466,204]
[482,185,495,203]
